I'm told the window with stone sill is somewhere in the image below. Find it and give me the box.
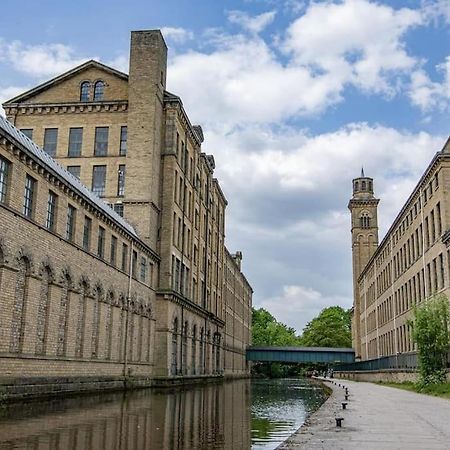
[0,156,10,204]
[93,80,105,101]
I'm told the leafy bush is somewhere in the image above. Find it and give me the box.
[409,295,450,387]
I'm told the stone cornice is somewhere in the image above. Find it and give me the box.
[4,101,128,117]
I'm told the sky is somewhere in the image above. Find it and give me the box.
[1,0,450,334]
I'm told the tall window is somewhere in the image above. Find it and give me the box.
[118,165,125,196]
[46,191,57,230]
[110,235,117,266]
[80,81,90,101]
[140,257,147,282]
[121,243,128,272]
[68,128,83,157]
[94,127,109,156]
[97,226,105,259]
[43,128,58,157]
[0,156,10,203]
[20,129,33,140]
[120,126,127,155]
[23,174,36,218]
[132,250,138,279]
[67,165,81,179]
[93,81,105,101]
[66,205,76,241]
[92,165,106,196]
[83,216,92,250]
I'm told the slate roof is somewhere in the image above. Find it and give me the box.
[0,115,137,237]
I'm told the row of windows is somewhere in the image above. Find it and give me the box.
[66,164,126,198]
[392,172,440,245]
[80,80,105,102]
[0,154,151,284]
[392,202,442,279]
[20,126,127,158]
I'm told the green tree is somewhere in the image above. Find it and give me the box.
[299,306,352,348]
[252,308,299,346]
[409,295,450,386]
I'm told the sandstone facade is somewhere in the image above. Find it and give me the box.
[0,30,252,396]
[349,146,450,360]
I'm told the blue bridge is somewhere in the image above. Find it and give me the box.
[246,346,355,364]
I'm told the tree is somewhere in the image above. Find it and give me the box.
[299,306,352,348]
[252,308,299,347]
[409,295,450,386]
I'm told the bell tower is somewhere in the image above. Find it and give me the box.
[348,168,379,359]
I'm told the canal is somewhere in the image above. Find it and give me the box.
[0,378,327,449]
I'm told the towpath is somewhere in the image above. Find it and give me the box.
[278,378,450,449]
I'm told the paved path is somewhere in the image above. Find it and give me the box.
[278,378,450,449]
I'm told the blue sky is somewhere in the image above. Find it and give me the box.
[1,0,450,332]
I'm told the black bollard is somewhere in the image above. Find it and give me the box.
[335,417,344,427]
[345,394,349,401]
[342,402,348,410]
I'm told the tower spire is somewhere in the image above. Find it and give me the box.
[361,166,365,177]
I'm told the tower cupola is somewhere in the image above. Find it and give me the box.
[352,167,374,199]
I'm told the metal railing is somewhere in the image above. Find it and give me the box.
[335,350,450,372]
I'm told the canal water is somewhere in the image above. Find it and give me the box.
[0,378,327,449]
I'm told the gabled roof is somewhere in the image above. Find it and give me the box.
[3,60,129,105]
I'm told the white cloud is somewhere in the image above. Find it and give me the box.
[422,0,450,23]
[284,0,422,94]
[0,86,29,116]
[259,285,350,333]
[227,10,276,33]
[160,27,194,44]
[409,57,450,110]
[0,40,91,77]
[167,0,423,127]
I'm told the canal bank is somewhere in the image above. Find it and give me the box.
[278,378,450,449]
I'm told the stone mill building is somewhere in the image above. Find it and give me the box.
[0,30,252,398]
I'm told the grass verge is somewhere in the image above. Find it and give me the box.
[377,381,450,399]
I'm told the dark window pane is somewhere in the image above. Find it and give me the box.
[66,205,76,241]
[0,156,10,203]
[122,243,128,272]
[20,129,33,140]
[110,235,117,266]
[68,128,83,157]
[23,175,35,218]
[120,126,127,155]
[46,191,57,230]
[94,127,109,156]
[117,164,125,196]
[92,165,106,196]
[83,216,91,251]
[93,81,105,101]
[113,203,124,217]
[80,81,90,101]
[43,128,58,157]
[98,226,105,258]
[67,165,81,179]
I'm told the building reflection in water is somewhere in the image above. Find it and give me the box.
[0,380,251,450]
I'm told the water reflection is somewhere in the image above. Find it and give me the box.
[0,379,326,450]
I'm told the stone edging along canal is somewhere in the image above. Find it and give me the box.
[276,378,342,449]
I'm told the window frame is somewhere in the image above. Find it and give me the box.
[97,226,105,259]
[68,128,83,157]
[43,128,58,157]
[119,126,127,156]
[66,204,76,241]
[0,155,11,204]
[83,216,92,251]
[92,165,107,197]
[23,174,36,219]
[117,164,126,196]
[94,127,109,156]
[80,81,90,102]
[46,190,58,231]
[93,80,105,101]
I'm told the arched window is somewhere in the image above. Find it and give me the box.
[80,81,90,101]
[354,181,359,191]
[360,212,370,228]
[57,272,72,357]
[368,181,373,191]
[171,318,178,375]
[182,321,188,375]
[192,325,197,375]
[75,281,89,358]
[214,333,221,374]
[36,266,52,355]
[10,256,31,353]
[199,327,204,375]
[362,180,366,190]
[93,81,105,101]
